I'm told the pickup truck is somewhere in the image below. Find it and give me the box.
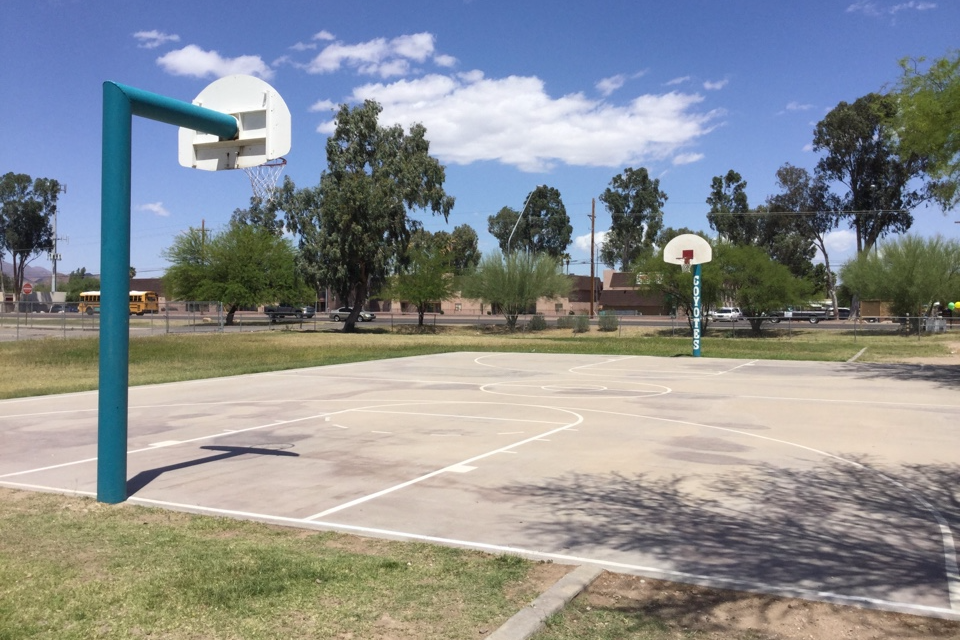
[766,306,828,324]
[264,305,314,321]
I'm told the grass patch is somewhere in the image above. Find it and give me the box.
[0,488,547,640]
[0,326,955,399]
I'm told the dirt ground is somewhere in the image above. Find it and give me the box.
[563,572,960,639]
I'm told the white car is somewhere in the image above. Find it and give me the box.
[710,307,743,322]
[329,307,375,322]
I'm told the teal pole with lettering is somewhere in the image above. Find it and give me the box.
[692,264,702,357]
[98,82,238,503]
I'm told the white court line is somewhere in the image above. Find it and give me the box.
[732,393,960,408]
[111,495,960,620]
[354,408,568,426]
[0,407,357,480]
[304,407,585,521]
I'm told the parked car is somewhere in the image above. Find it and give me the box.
[825,307,851,320]
[264,304,313,321]
[48,304,79,313]
[709,307,743,322]
[766,306,827,324]
[329,307,375,322]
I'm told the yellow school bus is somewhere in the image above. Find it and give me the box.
[78,291,159,315]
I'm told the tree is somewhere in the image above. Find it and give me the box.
[0,172,59,299]
[766,164,844,315]
[713,244,812,334]
[413,225,480,275]
[707,170,815,279]
[635,240,810,335]
[459,251,570,330]
[706,170,753,244]
[285,101,454,332]
[840,234,960,326]
[894,51,960,209]
[163,221,307,325]
[65,267,100,302]
[380,242,457,327]
[599,167,666,270]
[448,224,481,274]
[813,93,928,253]
[487,185,571,258]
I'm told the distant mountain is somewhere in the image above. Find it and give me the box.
[1,260,56,283]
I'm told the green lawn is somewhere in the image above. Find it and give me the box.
[0,324,953,400]
[0,489,551,640]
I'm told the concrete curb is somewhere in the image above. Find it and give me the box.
[847,347,868,362]
[486,564,604,640]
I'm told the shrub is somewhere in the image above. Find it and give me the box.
[598,313,619,332]
[557,315,575,329]
[573,313,590,334]
[528,314,548,331]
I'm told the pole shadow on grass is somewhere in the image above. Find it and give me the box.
[126,445,299,496]
[503,457,960,609]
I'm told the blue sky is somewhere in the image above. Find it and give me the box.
[3,0,957,279]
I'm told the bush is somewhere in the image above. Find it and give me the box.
[528,314,547,331]
[598,313,619,332]
[573,313,590,334]
[557,315,575,329]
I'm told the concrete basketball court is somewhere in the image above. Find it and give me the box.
[1,352,958,619]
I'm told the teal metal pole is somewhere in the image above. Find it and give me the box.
[692,264,703,357]
[97,81,238,503]
[97,82,133,503]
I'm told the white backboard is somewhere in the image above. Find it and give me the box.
[178,75,291,171]
[662,233,713,266]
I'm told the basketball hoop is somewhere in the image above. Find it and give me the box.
[680,249,694,273]
[243,157,287,204]
[680,258,691,274]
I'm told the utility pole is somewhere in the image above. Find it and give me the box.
[589,198,596,318]
[50,184,67,294]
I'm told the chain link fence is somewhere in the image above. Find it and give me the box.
[2,302,956,343]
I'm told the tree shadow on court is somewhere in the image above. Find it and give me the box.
[126,445,299,497]
[504,457,960,610]
[846,362,960,390]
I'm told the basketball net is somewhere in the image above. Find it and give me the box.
[243,157,287,204]
[681,258,691,273]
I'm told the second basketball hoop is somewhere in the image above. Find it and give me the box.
[662,234,712,358]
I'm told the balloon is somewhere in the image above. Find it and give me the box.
[950,302,956,310]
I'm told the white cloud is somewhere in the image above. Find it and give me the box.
[672,152,704,165]
[313,30,336,41]
[157,45,274,79]
[819,229,857,265]
[138,202,170,217]
[785,101,814,111]
[846,0,935,15]
[574,231,608,254]
[703,78,729,91]
[309,99,337,112]
[133,30,180,49]
[802,143,814,152]
[325,73,720,172]
[290,42,316,52]
[596,74,626,97]
[665,76,691,86]
[434,54,458,68]
[305,32,441,78]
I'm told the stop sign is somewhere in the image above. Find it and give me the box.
[22,283,33,295]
